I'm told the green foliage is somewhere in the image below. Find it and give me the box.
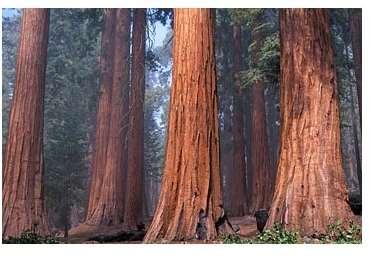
[219,234,249,244]
[253,224,299,244]
[44,9,103,230]
[318,220,361,244]
[234,9,280,87]
[257,32,280,82]
[220,224,299,244]
[241,33,279,86]
[240,68,264,86]
[229,8,263,26]
[220,221,361,244]
[3,230,60,244]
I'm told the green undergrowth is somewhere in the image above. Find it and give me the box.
[220,221,361,244]
[3,230,60,244]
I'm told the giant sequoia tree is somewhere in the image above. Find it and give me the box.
[230,24,248,217]
[144,9,222,242]
[85,9,131,226]
[247,12,272,214]
[267,9,354,235]
[2,9,50,237]
[123,8,146,229]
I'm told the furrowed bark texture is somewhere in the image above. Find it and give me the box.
[144,9,222,242]
[247,22,272,214]
[123,8,146,229]
[2,9,50,237]
[85,9,130,226]
[230,25,248,217]
[267,9,354,235]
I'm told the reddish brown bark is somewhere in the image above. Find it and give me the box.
[123,9,146,229]
[267,9,354,235]
[247,18,272,214]
[350,9,362,128]
[85,9,130,226]
[144,9,222,242]
[230,25,248,217]
[2,9,50,237]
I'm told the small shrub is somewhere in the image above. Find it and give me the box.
[220,220,361,244]
[3,230,60,244]
[220,223,299,244]
[319,220,361,244]
[253,223,299,244]
[219,233,249,244]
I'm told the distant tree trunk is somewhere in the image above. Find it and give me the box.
[2,9,50,237]
[265,82,280,186]
[221,89,233,212]
[144,9,222,242]
[122,11,132,207]
[247,21,272,214]
[215,11,233,213]
[123,8,146,230]
[267,9,354,235]
[230,25,248,217]
[349,9,362,195]
[85,9,131,226]
[343,44,362,197]
[350,9,362,128]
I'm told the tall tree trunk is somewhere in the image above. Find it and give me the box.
[2,9,50,237]
[343,44,362,198]
[265,82,280,188]
[221,91,233,212]
[144,9,222,242]
[215,10,233,213]
[85,9,130,226]
[350,9,362,128]
[349,9,362,195]
[247,21,272,214]
[123,8,146,229]
[267,9,354,235]
[230,25,247,216]
[336,66,359,197]
[122,10,132,212]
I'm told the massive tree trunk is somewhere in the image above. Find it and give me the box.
[247,20,272,214]
[229,25,248,217]
[350,9,362,128]
[123,8,146,229]
[85,9,131,226]
[2,9,50,237]
[144,9,222,242]
[267,9,354,235]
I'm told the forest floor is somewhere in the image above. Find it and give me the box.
[65,215,361,244]
[65,215,258,244]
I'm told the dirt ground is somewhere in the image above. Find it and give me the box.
[65,214,361,244]
[64,215,258,244]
